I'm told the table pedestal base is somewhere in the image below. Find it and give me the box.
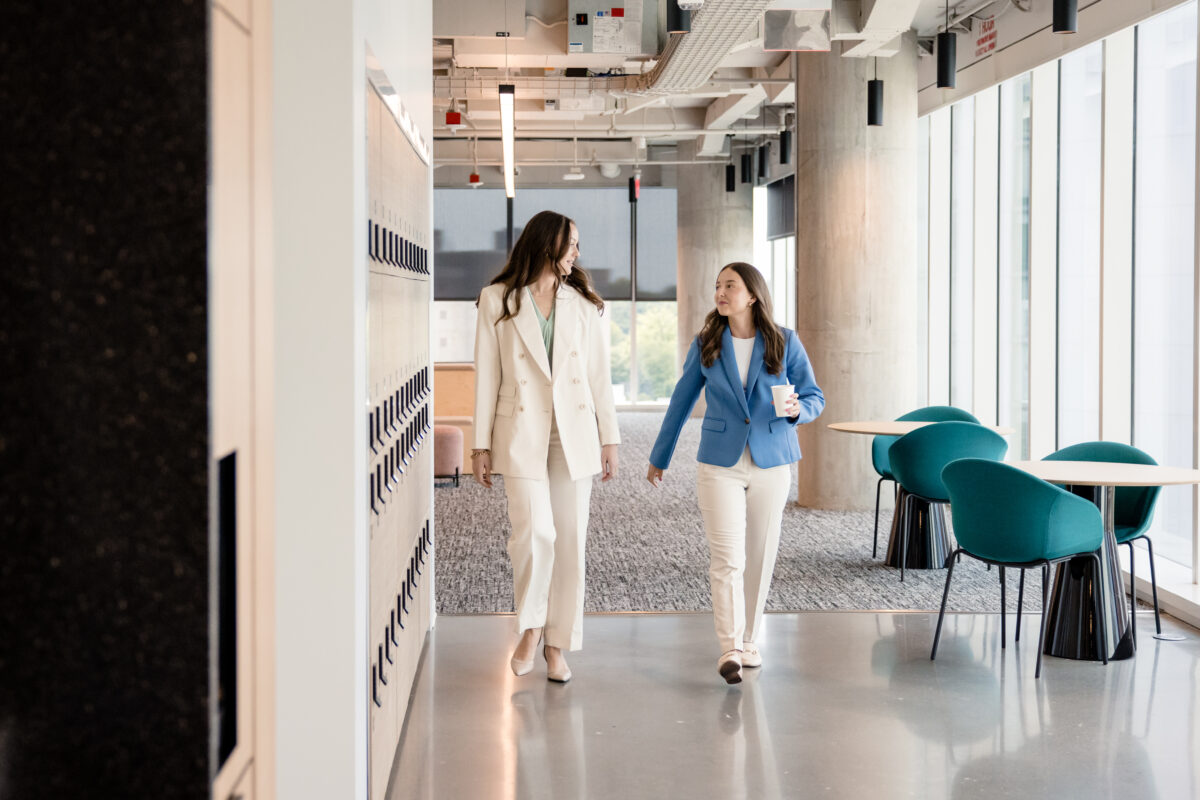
[1043,485,1134,662]
[884,490,952,570]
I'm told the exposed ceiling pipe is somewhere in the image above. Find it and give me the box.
[433,125,784,139]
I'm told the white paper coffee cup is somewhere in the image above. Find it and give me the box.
[771,384,795,417]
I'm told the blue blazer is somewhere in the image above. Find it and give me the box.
[650,326,825,470]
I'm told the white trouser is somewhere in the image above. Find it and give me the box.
[697,447,792,654]
[503,420,592,651]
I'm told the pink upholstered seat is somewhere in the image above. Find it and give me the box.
[433,424,463,486]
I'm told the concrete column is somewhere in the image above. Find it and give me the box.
[676,139,754,414]
[794,37,920,510]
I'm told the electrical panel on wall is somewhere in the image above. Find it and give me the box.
[365,79,434,800]
[566,0,659,56]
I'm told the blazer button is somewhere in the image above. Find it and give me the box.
[518,353,525,359]
[579,404,586,410]
[744,417,751,424]
[571,351,578,357]
[520,379,527,385]
[573,378,580,384]
[519,405,525,412]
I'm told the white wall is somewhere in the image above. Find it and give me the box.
[272,1,431,798]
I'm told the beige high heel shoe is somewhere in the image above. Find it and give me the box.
[510,629,542,677]
[544,644,572,683]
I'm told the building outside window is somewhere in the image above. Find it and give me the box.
[1056,42,1103,449]
[950,96,975,412]
[998,73,1032,459]
[1134,2,1197,569]
[432,186,678,405]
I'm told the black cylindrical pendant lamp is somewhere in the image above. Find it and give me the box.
[936,31,956,88]
[1053,0,1077,34]
[725,163,736,192]
[741,152,752,183]
[757,144,768,179]
[867,79,884,126]
[779,129,791,165]
[666,1,692,34]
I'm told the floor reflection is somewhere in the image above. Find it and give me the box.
[387,612,1200,800]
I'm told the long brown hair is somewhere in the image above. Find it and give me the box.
[697,262,786,375]
[480,210,604,322]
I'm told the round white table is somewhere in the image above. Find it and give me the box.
[1006,460,1200,662]
[829,421,1016,571]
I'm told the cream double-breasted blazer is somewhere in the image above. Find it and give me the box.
[473,282,621,481]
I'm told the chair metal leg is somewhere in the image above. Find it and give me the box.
[1090,552,1108,666]
[999,566,1006,649]
[873,477,888,558]
[1144,536,1162,634]
[899,493,912,582]
[1015,569,1025,642]
[1126,542,1137,644]
[931,550,959,661]
[1036,565,1051,679]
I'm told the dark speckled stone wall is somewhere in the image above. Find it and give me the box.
[1,2,209,797]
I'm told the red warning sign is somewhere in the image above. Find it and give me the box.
[975,18,996,58]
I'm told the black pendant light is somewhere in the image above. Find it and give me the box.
[867,58,884,126]
[936,4,956,89]
[1053,0,1077,34]
[741,151,752,183]
[725,163,736,192]
[779,129,791,165]
[666,1,692,34]
[757,143,768,179]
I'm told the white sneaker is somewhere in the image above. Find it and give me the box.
[741,643,762,669]
[718,650,743,684]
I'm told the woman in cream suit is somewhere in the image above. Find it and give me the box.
[647,263,823,684]
[473,210,620,683]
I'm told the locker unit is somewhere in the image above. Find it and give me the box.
[365,80,435,800]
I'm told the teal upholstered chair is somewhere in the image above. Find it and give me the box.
[870,406,980,558]
[887,421,1007,581]
[936,458,1108,678]
[1043,441,1163,638]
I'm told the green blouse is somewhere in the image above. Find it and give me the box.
[528,288,555,363]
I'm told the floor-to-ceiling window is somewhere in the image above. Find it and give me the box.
[917,115,930,407]
[998,73,1033,458]
[433,186,679,405]
[754,178,797,330]
[950,97,975,411]
[1134,2,1197,569]
[1057,42,1104,449]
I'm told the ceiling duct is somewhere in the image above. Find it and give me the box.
[629,0,775,95]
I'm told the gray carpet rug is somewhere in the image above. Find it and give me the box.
[435,411,1044,614]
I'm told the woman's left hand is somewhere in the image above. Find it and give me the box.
[601,444,619,482]
[785,392,801,419]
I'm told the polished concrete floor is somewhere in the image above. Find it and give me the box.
[386,611,1200,800]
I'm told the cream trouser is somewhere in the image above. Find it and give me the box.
[503,421,592,651]
[697,447,792,654]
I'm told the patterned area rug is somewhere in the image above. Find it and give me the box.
[434,411,1044,614]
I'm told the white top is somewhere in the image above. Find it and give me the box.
[731,336,755,388]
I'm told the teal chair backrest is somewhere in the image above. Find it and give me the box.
[1043,441,1160,540]
[942,458,1104,563]
[871,406,981,478]
[888,421,1007,501]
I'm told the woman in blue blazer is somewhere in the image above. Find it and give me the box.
[646,262,824,684]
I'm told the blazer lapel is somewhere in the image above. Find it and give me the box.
[550,285,574,379]
[745,331,765,398]
[512,289,553,380]
[720,327,751,418]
